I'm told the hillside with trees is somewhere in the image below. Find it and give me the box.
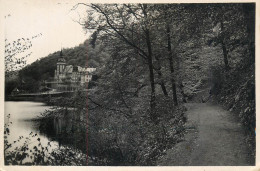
[5,40,106,94]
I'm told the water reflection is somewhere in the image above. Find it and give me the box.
[4,101,59,154]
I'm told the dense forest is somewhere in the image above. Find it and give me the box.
[83,3,255,164]
[4,3,255,166]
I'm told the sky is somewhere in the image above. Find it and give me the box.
[3,0,89,65]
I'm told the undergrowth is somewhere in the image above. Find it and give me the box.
[210,61,255,162]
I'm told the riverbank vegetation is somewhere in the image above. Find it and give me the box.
[36,91,186,165]
[4,3,255,165]
[4,114,88,165]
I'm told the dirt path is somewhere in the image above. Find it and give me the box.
[157,103,254,166]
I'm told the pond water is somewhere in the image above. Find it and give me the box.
[4,101,60,158]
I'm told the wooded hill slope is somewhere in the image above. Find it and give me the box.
[5,40,106,94]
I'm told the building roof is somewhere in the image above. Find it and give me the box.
[58,58,66,63]
[87,68,96,72]
[64,65,73,73]
[57,50,66,63]
[62,65,92,74]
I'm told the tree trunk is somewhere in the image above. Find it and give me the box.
[221,40,229,71]
[156,69,168,96]
[151,59,168,96]
[179,82,187,103]
[145,29,157,121]
[166,23,178,106]
[220,21,230,71]
[143,4,157,121]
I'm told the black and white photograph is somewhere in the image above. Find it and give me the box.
[1,0,257,169]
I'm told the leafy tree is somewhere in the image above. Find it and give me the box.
[5,34,42,95]
[80,4,177,120]
[205,4,254,70]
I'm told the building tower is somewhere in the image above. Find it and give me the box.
[57,50,66,74]
[54,49,66,82]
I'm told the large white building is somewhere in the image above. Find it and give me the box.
[46,50,96,91]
